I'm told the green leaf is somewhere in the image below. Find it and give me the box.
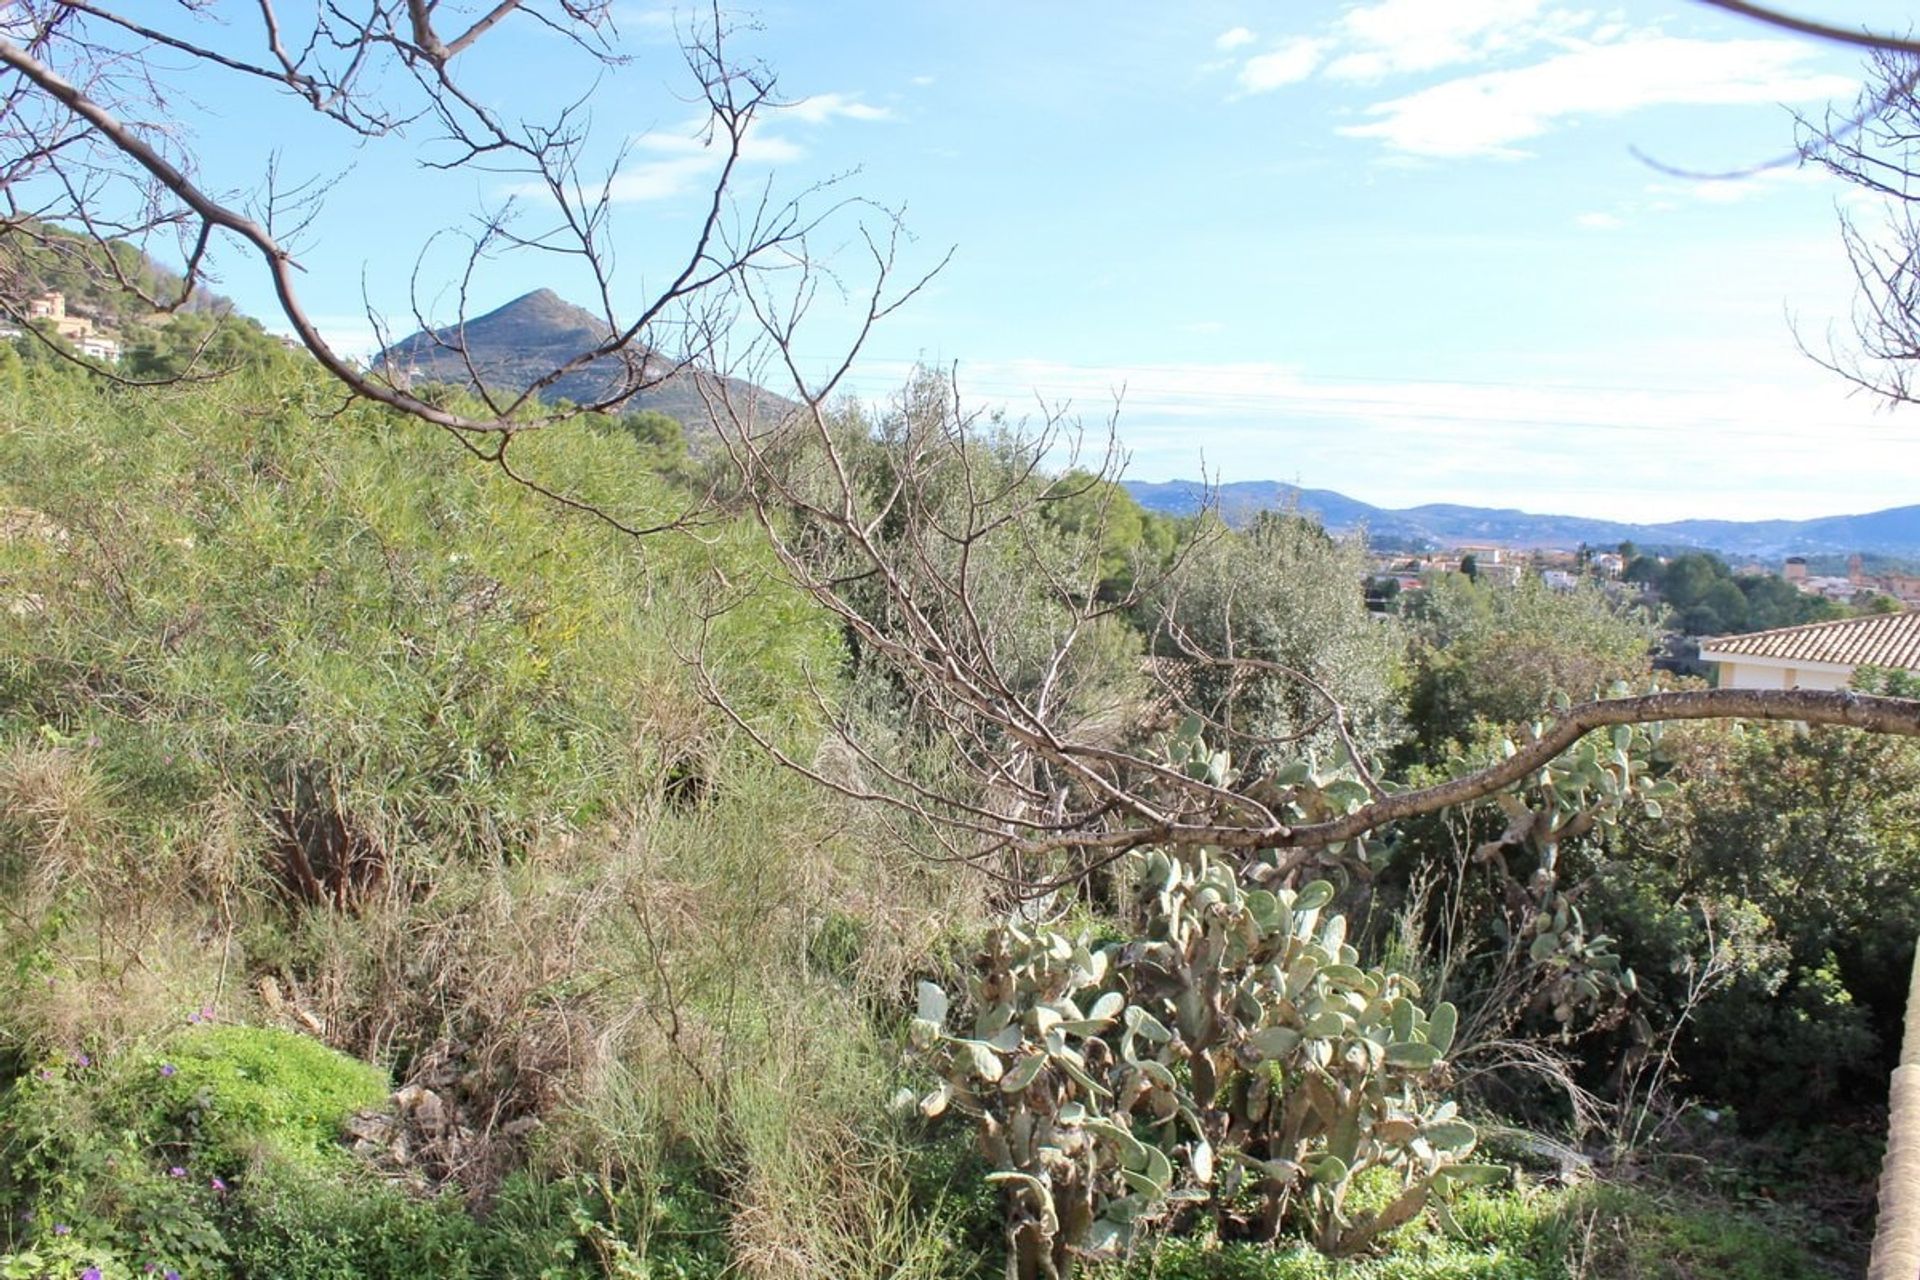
[1321,963,1367,988]
[1190,1138,1214,1184]
[1389,998,1415,1043]
[1000,1053,1046,1093]
[1385,1041,1443,1070]
[1436,1162,1509,1187]
[965,1040,1004,1083]
[1424,1119,1477,1152]
[1084,1118,1149,1167]
[1144,1145,1175,1191]
[1294,880,1335,912]
[1305,1010,1348,1039]
[1248,1025,1303,1059]
[1310,1154,1350,1186]
[1124,1006,1173,1043]
[1426,1001,1458,1055]
[1245,889,1284,934]
[1055,1052,1111,1099]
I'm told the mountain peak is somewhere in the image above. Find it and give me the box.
[374,286,789,430]
[464,288,607,337]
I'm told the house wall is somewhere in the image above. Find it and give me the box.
[1711,657,1856,692]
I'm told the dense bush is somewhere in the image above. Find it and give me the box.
[1154,511,1403,766]
[1399,575,1657,754]
[1593,722,1920,1125]
[0,345,1891,1278]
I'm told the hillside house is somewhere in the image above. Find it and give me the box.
[1699,612,1920,691]
[25,291,121,361]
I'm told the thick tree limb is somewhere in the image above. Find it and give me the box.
[1283,687,1920,851]
[1698,0,1920,58]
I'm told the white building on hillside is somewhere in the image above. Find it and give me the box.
[1699,612,1920,691]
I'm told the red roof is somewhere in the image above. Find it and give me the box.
[1700,611,1920,672]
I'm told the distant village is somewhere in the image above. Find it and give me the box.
[1368,544,1920,612]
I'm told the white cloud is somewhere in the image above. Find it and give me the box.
[608,120,801,201]
[1237,38,1328,94]
[911,74,936,87]
[1226,0,1589,90]
[1324,0,1554,81]
[1338,36,1857,158]
[604,154,721,203]
[593,93,887,203]
[1575,211,1622,229]
[783,92,891,124]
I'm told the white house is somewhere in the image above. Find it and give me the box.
[1541,570,1580,592]
[1699,612,1920,691]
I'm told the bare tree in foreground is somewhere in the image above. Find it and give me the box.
[688,365,1920,900]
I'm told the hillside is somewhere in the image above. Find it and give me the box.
[1125,478,1920,560]
[0,218,232,328]
[375,288,790,430]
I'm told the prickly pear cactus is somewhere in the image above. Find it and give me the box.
[906,853,1501,1278]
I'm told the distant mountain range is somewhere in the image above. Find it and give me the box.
[375,289,787,429]
[366,289,1916,560]
[1123,479,1920,561]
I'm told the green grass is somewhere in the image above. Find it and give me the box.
[1102,1181,1839,1280]
[155,1026,389,1172]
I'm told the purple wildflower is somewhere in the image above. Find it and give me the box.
[209,1176,227,1193]
[168,1166,186,1179]
[73,1053,90,1068]
[165,1271,181,1280]
[159,1063,176,1078]
[52,1223,70,1235]
[81,1268,101,1280]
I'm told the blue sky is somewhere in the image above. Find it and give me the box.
[171,1,1920,522]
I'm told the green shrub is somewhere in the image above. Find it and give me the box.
[221,1166,480,1280]
[1097,1181,1833,1280]
[154,1026,388,1172]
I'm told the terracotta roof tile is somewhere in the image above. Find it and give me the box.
[1700,611,1920,672]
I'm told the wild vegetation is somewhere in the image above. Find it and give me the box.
[1623,552,1847,637]
[0,326,1908,1279]
[5,3,1920,1276]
